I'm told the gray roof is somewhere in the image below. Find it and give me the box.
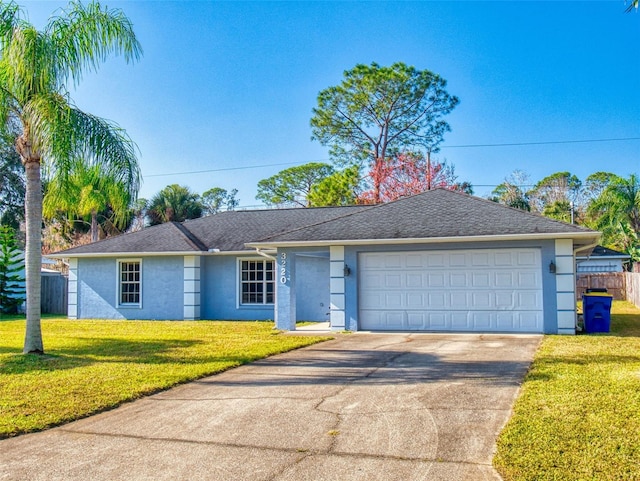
[56,205,370,256]
[577,245,630,259]
[252,189,596,244]
[181,205,371,251]
[54,189,598,257]
[57,221,208,255]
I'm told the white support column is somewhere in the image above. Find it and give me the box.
[330,246,346,330]
[555,239,576,334]
[183,256,201,320]
[67,258,78,319]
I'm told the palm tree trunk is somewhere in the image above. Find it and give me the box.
[91,210,98,242]
[23,159,44,354]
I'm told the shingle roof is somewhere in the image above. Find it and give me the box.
[252,189,596,244]
[54,189,598,257]
[56,221,207,255]
[578,245,630,258]
[55,205,370,255]
[181,205,371,251]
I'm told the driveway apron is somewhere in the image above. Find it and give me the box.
[0,333,540,481]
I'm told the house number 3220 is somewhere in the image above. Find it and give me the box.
[280,252,287,284]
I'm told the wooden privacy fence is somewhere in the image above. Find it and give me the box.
[41,273,67,315]
[626,272,640,308]
[576,273,626,300]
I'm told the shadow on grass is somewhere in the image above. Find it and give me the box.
[0,337,207,374]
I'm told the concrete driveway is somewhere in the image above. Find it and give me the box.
[0,333,540,481]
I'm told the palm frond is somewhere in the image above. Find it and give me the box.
[47,0,142,86]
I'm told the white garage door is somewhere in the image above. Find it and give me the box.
[358,248,543,332]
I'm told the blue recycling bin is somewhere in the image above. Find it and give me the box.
[582,294,613,333]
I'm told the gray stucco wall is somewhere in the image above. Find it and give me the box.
[77,256,184,319]
[276,247,332,329]
[342,240,559,333]
[295,254,330,322]
[200,255,275,320]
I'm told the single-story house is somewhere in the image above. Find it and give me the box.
[576,245,630,273]
[50,189,600,334]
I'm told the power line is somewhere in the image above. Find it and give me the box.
[143,136,640,178]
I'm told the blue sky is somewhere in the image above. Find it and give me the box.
[22,1,640,206]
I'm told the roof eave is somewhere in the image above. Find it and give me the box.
[47,250,205,259]
[246,231,601,249]
[47,249,261,259]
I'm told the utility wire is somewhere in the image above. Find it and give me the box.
[144,136,640,178]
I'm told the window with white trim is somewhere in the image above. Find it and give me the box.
[118,260,141,306]
[240,259,274,305]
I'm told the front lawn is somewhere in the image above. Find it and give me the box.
[0,317,332,438]
[494,301,640,480]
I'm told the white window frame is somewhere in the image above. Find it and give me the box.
[237,257,275,307]
[116,259,142,308]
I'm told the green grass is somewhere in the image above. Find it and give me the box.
[0,317,332,439]
[494,301,640,481]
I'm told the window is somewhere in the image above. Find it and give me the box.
[240,259,274,305]
[118,260,141,306]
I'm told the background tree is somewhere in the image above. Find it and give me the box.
[147,184,203,225]
[201,187,239,215]
[0,226,24,314]
[256,162,334,207]
[0,129,24,228]
[311,62,459,203]
[128,198,148,232]
[308,165,361,207]
[0,1,141,353]
[43,158,136,242]
[359,152,472,203]
[489,170,531,211]
[587,174,640,261]
[583,172,620,204]
[528,172,583,223]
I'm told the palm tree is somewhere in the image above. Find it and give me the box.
[147,184,203,225]
[44,158,136,243]
[588,174,640,260]
[0,1,141,353]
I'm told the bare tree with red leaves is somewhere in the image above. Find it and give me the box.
[358,152,472,204]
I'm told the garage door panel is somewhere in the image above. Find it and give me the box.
[427,273,445,287]
[495,291,515,308]
[471,252,491,267]
[427,253,446,267]
[384,255,402,268]
[495,272,514,287]
[472,273,491,287]
[494,252,514,266]
[518,272,539,288]
[449,272,467,287]
[516,291,541,309]
[451,312,470,329]
[359,248,543,333]
[450,291,469,309]
[406,292,425,308]
[385,292,403,309]
[449,253,466,267]
[518,251,537,266]
[405,253,424,268]
[427,292,447,308]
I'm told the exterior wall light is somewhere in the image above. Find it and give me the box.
[344,265,351,277]
[549,261,556,274]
